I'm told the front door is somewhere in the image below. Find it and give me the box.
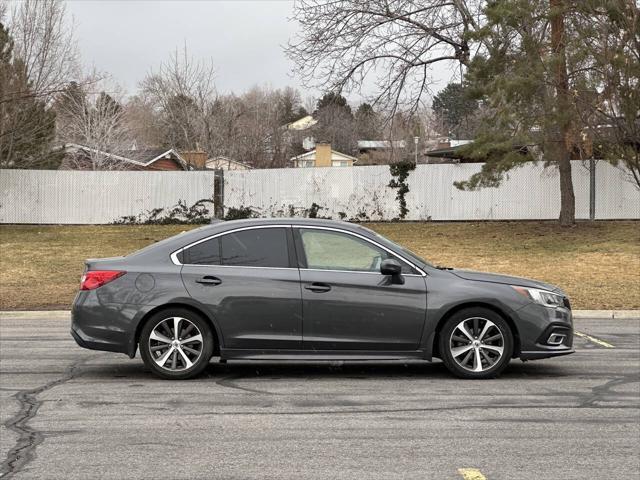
[181,226,302,350]
[295,227,427,351]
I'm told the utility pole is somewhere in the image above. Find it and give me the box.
[589,158,596,220]
[414,136,419,164]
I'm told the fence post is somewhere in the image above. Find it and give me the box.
[214,169,225,219]
[589,159,596,221]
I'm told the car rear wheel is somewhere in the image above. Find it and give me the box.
[140,308,214,380]
[438,308,514,379]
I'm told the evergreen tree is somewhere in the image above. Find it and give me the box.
[432,83,479,139]
[313,92,356,153]
[456,0,601,225]
[0,20,57,168]
[355,103,381,140]
[315,92,352,116]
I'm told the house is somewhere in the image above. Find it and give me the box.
[206,156,252,170]
[290,143,357,168]
[357,140,407,165]
[60,144,190,171]
[285,115,318,131]
[282,115,318,151]
[425,140,530,164]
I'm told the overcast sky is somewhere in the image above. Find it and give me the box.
[65,0,453,105]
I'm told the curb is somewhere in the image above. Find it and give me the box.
[0,310,638,320]
[0,310,70,319]
[571,310,639,319]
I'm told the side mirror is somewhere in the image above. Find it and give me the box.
[380,259,402,276]
[380,259,404,284]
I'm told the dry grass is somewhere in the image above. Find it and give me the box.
[0,221,638,310]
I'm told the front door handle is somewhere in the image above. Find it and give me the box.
[305,282,331,293]
[195,276,222,286]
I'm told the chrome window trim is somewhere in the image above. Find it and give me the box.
[171,223,427,277]
[294,225,427,277]
[178,264,297,271]
[170,224,292,266]
[302,268,423,277]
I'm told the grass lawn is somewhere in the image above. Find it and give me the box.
[0,221,638,310]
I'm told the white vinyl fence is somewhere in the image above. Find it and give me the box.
[0,170,217,224]
[0,161,638,224]
[224,161,639,221]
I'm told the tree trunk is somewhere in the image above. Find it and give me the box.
[550,0,575,226]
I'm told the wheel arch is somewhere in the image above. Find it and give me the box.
[429,302,521,360]
[134,302,222,357]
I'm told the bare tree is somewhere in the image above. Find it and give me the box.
[287,0,480,115]
[9,0,79,102]
[0,10,57,168]
[570,0,640,189]
[56,77,132,170]
[206,86,307,168]
[141,46,216,150]
[123,92,165,149]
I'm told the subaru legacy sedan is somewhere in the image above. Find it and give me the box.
[71,218,574,379]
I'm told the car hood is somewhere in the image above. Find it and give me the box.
[450,269,559,292]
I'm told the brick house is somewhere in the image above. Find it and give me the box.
[59,144,191,171]
[290,142,357,168]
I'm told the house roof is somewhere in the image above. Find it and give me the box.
[65,143,189,169]
[290,148,358,163]
[285,115,318,131]
[206,156,253,169]
[426,142,530,161]
[357,140,406,150]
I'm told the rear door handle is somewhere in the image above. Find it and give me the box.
[195,276,222,286]
[304,282,331,293]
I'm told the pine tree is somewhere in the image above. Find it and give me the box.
[456,0,638,225]
[432,83,479,140]
[0,20,57,168]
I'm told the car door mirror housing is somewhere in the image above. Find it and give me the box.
[380,259,402,276]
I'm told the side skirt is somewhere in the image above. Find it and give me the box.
[220,348,428,361]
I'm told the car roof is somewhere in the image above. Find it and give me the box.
[129,218,375,262]
[207,217,363,230]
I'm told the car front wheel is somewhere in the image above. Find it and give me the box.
[439,308,514,379]
[140,308,214,380]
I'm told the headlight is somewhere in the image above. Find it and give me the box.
[512,286,564,307]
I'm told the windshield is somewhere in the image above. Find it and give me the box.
[358,226,433,268]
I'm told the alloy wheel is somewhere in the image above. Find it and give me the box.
[148,317,203,371]
[449,317,505,372]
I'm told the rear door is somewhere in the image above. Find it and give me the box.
[295,227,427,351]
[180,226,302,350]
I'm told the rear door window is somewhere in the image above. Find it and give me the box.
[220,228,289,268]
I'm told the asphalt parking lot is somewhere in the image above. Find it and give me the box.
[0,315,638,480]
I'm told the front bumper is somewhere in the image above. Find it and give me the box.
[514,301,574,361]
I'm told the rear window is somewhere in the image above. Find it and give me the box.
[183,238,220,265]
[181,228,289,268]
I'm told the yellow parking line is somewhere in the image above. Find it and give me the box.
[458,468,487,480]
[575,331,615,348]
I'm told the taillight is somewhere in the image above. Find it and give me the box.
[80,270,126,290]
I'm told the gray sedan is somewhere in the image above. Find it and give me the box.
[71,218,574,379]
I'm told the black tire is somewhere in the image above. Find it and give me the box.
[139,308,214,380]
[438,307,514,379]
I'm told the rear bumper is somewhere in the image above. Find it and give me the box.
[71,324,130,355]
[71,290,145,358]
